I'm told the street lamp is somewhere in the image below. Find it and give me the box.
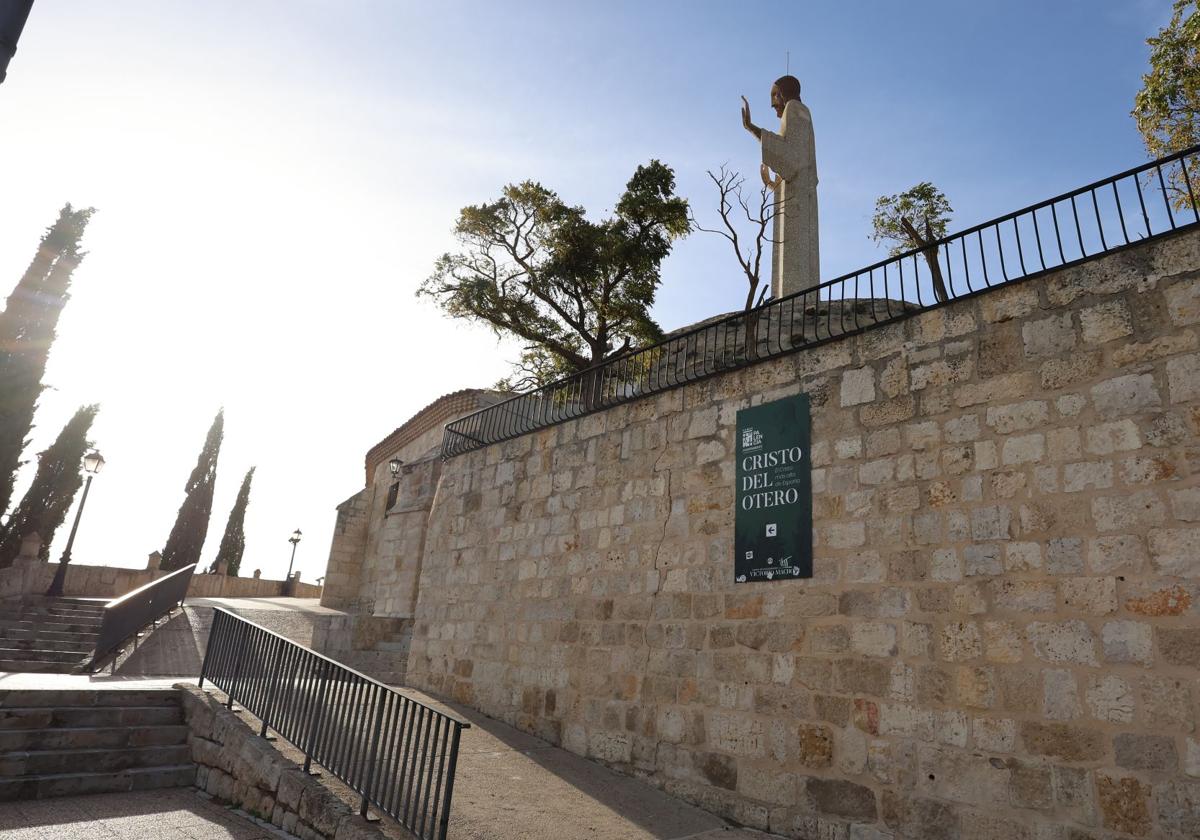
[46,449,105,597]
[284,528,302,594]
[389,458,403,476]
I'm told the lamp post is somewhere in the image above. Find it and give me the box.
[46,449,105,597]
[284,528,301,594]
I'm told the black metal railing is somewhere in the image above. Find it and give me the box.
[198,608,469,840]
[442,145,1200,458]
[89,562,196,669]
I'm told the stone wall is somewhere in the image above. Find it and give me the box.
[320,492,371,611]
[178,685,388,840]
[322,391,459,616]
[393,229,1200,839]
[311,614,412,685]
[0,560,321,601]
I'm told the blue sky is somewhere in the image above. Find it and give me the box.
[0,0,1176,581]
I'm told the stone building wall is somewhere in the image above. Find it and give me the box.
[319,491,371,611]
[397,229,1200,839]
[321,390,502,616]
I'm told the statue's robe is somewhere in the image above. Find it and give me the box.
[761,99,819,298]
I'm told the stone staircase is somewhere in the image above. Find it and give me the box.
[0,689,194,800]
[0,597,103,673]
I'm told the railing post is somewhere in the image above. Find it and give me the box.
[437,724,465,840]
[226,615,249,711]
[359,688,389,818]
[259,634,282,738]
[303,659,331,775]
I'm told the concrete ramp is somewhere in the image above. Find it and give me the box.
[113,598,409,683]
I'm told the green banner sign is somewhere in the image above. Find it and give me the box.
[734,394,813,583]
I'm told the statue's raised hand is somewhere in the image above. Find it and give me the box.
[741,96,761,140]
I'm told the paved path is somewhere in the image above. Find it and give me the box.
[397,689,776,840]
[0,672,179,690]
[0,788,276,839]
[184,597,342,614]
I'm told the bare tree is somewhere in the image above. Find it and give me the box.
[691,166,779,359]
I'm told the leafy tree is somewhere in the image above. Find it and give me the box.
[0,205,95,516]
[871,182,953,303]
[160,409,223,572]
[419,161,690,390]
[0,405,97,567]
[1133,0,1200,209]
[213,466,254,576]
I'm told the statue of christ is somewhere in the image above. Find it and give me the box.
[741,75,819,298]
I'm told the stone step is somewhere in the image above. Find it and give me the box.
[0,763,194,801]
[0,724,188,752]
[0,627,99,644]
[0,637,94,654]
[0,646,84,665]
[0,618,102,635]
[0,705,183,730]
[18,596,107,611]
[0,689,181,708]
[0,659,78,674]
[0,610,104,626]
[0,743,191,776]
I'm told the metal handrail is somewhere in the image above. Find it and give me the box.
[442,144,1200,458]
[88,562,196,668]
[199,607,469,840]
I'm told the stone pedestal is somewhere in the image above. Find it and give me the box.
[17,532,42,561]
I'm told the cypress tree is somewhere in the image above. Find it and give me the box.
[160,409,223,572]
[213,466,254,576]
[0,205,96,516]
[0,405,98,567]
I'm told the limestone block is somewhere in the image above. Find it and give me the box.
[1096,773,1153,836]
[1001,433,1044,466]
[1020,722,1105,762]
[980,283,1039,323]
[981,621,1023,664]
[1055,393,1086,416]
[1086,674,1134,723]
[1149,527,1200,576]
[938,622,982,662]
[1090,373,1162,419]
[989,580,1056,614]
[1080,300,1132,344]
[1167,352,1200,403]
[973,716,1016,752]
[1166,276,1200,325]
[850,622,897,657]
[840,367,876,407]
[1027,620,1098,666]
[943,414,980,443]
[1063,461,1113,493]
[1060,577,1117,615]
[1022,313,1076,358]
[1101,620,1154,666]
[1114,732,1178,771]
[1045,538,1084,575]
[1088,535,1145,573]
[985,400,1049,434]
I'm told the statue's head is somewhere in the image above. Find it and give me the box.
[770,75,801,117]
